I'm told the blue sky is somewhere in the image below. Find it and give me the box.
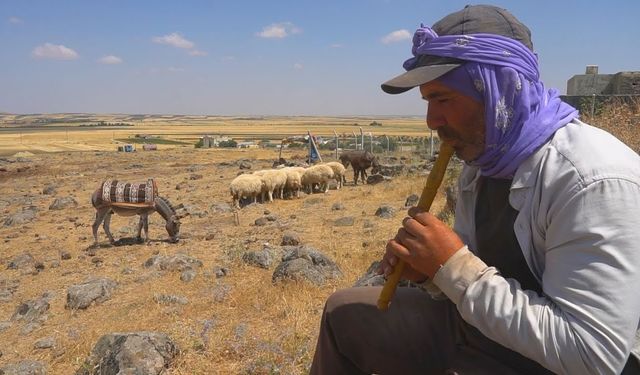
[2,1,639,116]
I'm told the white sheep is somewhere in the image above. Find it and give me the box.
[253,169,288,202]
[301,164,335,193]
[230,173,264,208]
[323,161,347,190]
[281,166,306,198]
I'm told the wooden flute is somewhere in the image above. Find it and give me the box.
[377,142,455,310]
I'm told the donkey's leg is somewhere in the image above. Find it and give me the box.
[92,208,109,245]
[353,169,359,185]
[142,214,149,242]
[136,215,144,240]
[103,211,116,244]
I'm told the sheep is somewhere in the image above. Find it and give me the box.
[253,169,288,202]
[281,167,305,198]
[230,173,264,208]
[322,161,347,190]
[301,164,335,194]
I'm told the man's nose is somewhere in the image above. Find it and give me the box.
[426,108,446,130]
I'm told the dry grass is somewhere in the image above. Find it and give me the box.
[581,97,640,153]
[0,114,428,156]
[0,143,453,374]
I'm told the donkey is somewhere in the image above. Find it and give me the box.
[91,180,188,245]
[339,150,381,185]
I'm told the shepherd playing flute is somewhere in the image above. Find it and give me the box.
[310,4,640,375]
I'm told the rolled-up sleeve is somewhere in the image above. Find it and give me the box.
[433,177,640,375]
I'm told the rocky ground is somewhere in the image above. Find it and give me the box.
[0,147,450,374]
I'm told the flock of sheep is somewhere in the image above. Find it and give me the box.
[229,161,347,208]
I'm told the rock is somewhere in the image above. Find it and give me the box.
[42,185,57,195]
[49,196,78,210]
[180,269,196,282]
[3,206,38,227]
[405,194,419,207]
[354,261,416,288]
[0,321,13,332]
[7,253,36,270]
[331,202,345,211]
[242,249,273,269]
[303,197,323,207]
[281,231,300,246]
[33,336,56,349]
[333,216,355,227]
[272,245,342,286]
[0,360,47,375]
[254,217,269,226]
[212,266,229,278]
[374,205,396,219]
[377,163,406,177]
[65,278,117,310]
[366,174,389,184]
[75,332,179,375]
[11,296,50,323]
[143,254,203,272]
[209,202,233,213]
[153,294,188,305]
[0,289,13,302]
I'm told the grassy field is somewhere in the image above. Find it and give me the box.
[0,114,428,156]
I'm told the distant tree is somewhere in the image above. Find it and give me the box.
[218,139,238,148]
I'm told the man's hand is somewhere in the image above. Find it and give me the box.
[378,207,464,281]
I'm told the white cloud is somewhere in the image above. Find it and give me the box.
[188,49,207,56]
[9,17,23,24]
[31,43,79,60]
[256,22,301,39]
[152,33,194,49]
[98,55,123,64]
[381,29,411,44]
[167,67,185,72]
[293,63,303,70]
[330,43,344,48]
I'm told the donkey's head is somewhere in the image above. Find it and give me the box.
[370,156,381,175]
[157,199,189,243]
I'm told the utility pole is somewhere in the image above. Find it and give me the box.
[352,131,358,150]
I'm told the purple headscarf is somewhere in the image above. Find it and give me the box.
[405,25,578,178]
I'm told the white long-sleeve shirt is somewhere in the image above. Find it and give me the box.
[433,120,640,374]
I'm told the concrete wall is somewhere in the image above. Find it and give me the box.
[604,72,640,95]
[567,74,613,95]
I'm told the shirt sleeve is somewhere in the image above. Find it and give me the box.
[433,178,640,375]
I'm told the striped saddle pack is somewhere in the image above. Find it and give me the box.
[101,179,158,205]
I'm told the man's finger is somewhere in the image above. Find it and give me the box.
[387,238,410,259]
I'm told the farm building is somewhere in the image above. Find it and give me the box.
[117,144,135,152]
[201,135,232,148]
[237,141,259,149]
[562,65,640,110]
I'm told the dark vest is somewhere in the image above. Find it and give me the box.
[475,177,541,294]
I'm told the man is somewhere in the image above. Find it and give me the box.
[310,4,640,375]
